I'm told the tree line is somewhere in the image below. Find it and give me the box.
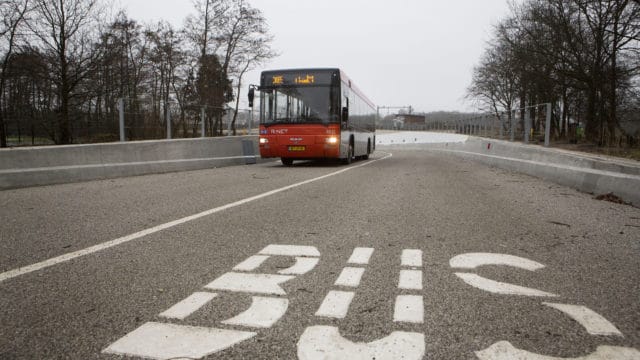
[467,0,639,146]
[0,0,276,146]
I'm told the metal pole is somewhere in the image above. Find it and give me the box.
[166,102,172,140]
[524,107,531,143]
[545,103,552,147]
[201,106,206,138]
[483,117,487,137]
[510,110,515,141]
[118,98,125,142]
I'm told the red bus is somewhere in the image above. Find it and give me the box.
[252,68,376,166]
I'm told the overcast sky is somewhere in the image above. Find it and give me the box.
[120,0,512,113]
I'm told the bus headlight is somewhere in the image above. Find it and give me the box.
[326,136,338,144]
[259,137,269,144]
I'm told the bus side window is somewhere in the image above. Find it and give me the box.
[342,97,349,123]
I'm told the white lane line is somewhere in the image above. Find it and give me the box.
[259,244,321,258]
[0,153,391,284]
[476,340,640,360]
[102,322,256,359]
[278,257,320,275]
[347,247,375,265]
[205,272,294,295]
[334,267,366,288]
[393,295,424,324]
[233,255,270,272]
[297,326,425,360]
[159,292,218,320]
[455,273,558,297]
[543,302,623,337]
[450,253,546,271]
[222,297,289,328]
[401,249,423,268]
[399,269,423,290]
[315,291,355,319]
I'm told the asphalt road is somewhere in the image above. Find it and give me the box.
[0,150,638,359]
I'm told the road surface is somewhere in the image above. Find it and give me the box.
[1,150,639,359]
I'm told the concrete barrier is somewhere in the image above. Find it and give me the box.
[378,132,640,207]
[0,136,261,189]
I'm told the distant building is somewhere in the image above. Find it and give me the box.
[395,114,425,125]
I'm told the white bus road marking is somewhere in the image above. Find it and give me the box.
[455,272,558,297]
[476,341,640,360]
[401,249,423,268]
[334,267,366,287]
[221,297,289,328]
[315,290,356,319]
[233,255,270,272]
[450,252,546,271]
[543,302,624,337]
[297,326,425,360]
[399,269,423,290]
[104,243,322,359]
[205,272,294,296]
[347,247,375,265]
[278,257,320,275]
[102,322,256,360]
[0,154,390,284]
[393,295,424,324]
[159,292,218,320]
[259,244,321,258]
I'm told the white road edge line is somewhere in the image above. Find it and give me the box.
[0,153,392,284]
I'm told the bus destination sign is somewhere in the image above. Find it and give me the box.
[264,70,335,87]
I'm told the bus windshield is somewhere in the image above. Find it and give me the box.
[261,86,336,125]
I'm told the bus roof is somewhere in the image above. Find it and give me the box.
[260,68,376,109]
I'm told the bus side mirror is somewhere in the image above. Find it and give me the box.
[342,107,349,123]
[248,87,255,108]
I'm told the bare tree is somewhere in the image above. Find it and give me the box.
[28,0,103,144]
[184,0,229,59]
[466,41,518,130]
[227,4,277,134]
[469,0,640,146]
[0,0,30,147]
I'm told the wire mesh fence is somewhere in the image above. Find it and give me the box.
[2,98,256,146]
[376,104,553,147]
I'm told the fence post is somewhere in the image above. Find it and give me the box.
[524,107,531,143]
[499,113,503,139]
[118,98,125,142]
[509,110,516,141]
[201,106,206,138]
[483,116,487,137]
[166,102,172,139]
[545,103,552,147]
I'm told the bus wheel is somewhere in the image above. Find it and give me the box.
[363,140,371,160]
[281,158,293,166]
[342,143,353,165]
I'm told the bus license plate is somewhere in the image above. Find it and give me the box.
[288,146,305,151]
